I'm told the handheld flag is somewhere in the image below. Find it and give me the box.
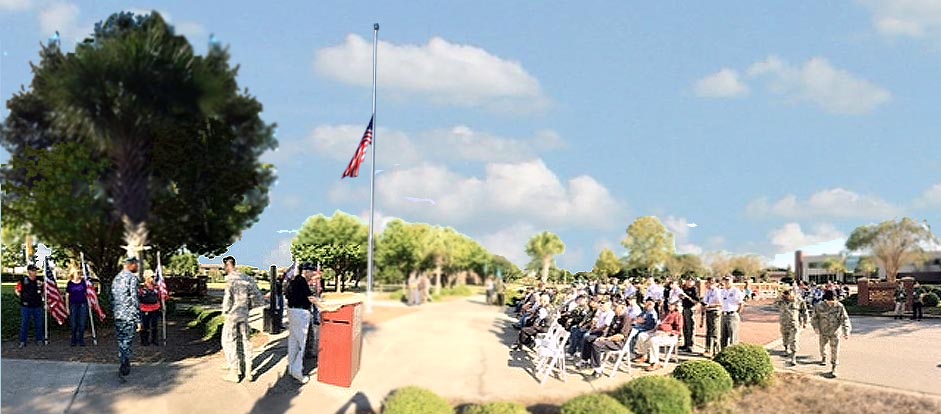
[44,258,68,325]
[341,116,374,178]
[155,262,170,302]
[82,261,107,321]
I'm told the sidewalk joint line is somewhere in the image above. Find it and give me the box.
[63,363,90,414]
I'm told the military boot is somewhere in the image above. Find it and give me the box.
[830,364,838,378]
[788,352,797,366]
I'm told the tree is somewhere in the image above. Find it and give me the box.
[622,216,675,276]
[419,226,458,295]
[704,251,734,278]
[165,251,199,277]
[490,255,520,280]
[730,255,765,279]
[845,218,938,282]
[376,219,427,284]
[593,248,621,278]
[1,12,276,283]
[291,211,368,291]
[525,231,566,284]
[855,256,878,277]
[822,257,847,281]
[665,254,705,279]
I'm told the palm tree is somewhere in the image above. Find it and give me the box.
[525,231,566,284]
[823,257,847,282]
[421,227,455,295]
[41,12,225,259]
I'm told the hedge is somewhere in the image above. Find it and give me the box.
[923,292,940,308]
[462,402,528,414]
[561,393,632,414]
[671,360,733,406]
[713,343,774,387]
[383,386,454,414]
[612,376,692,414]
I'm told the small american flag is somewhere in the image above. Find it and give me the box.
[341,116,374,179]
[44,258,68,325]
[283,261,297,283]
[156,263,169,302]
[82,261,106,321]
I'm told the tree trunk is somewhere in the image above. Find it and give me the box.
[541,256,551,283]
[435,264,443,295]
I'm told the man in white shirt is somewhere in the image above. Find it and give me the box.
[719,275,745,351]
[644,278,665,311]
[700,278,722,356]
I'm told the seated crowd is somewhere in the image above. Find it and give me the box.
[511,277,689,378]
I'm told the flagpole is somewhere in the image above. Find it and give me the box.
[365,22,379,314]
[158,252,167,347]
[42,257,49,345]
[81,252,98,346]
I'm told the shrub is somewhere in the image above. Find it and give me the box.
[203,314,227,340]
[442,285,474,297]
[671,360,733,406]
[612,376,692,414]
[462,402,528,414]
[383,386,454,414]
[187,307,221,329]
[561,393,632,414]
[923,292,940,308]
[840,293,858,307]
[713,343,774,387]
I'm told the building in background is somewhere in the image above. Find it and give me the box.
[796,250,941,284]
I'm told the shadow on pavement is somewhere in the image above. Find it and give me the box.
[334,392,375,414]
[848,318,938,336]
[246,372,304,414]
[252,336,288,381]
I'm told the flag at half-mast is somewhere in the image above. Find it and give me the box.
[341,116,374,179]
[81,260,106,321]
[44,258,68,325]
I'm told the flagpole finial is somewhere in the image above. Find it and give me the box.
[374,23,379,30]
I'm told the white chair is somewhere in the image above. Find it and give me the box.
[652,334,679,364]
[534,330,571,384]
[534,322,565,351]
[603,329,638,377]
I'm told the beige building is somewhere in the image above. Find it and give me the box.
[796,250,941,284]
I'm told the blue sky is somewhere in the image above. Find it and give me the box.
[2,1,940,271]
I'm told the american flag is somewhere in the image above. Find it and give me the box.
[156,262,169,302]
[82,260,107,321]
[341,116,374,179]
[283,261,297,282]
[43,258,68,325]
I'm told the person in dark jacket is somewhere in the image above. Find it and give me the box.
[15,265,45,348]
[138,275,162,346]
[66,267,88,346]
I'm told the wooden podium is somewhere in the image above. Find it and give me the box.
[317,293,364,387]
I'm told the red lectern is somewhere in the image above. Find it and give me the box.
[317,300,363,387]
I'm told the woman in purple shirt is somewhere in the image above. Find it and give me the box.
[65,268,88,346]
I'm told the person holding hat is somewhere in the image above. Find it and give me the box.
[15,264,45,348]
[112,257,141,381]
[220,255,267,383]
[285,262,322,384]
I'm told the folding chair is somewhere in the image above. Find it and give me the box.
[603,329,638,377]
[653,334,679,364]
[534,330,571,384]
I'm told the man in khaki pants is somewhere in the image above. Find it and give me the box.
[812,290,851,378]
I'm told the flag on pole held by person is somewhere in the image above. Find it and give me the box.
[283,261,297,282]
[81,260,106,321]
[155,262,170,302]
[43,258,68,325]
[341,116,374,178]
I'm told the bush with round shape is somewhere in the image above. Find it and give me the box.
[671,360,733,406]
[383,386,454,414]
[561,393,632,414]
[462,402,528,414]
[923,292,940,308]
[612,376,692,414]
[713,343,774,387]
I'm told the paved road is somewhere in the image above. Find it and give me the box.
[3,297,939,414]
[765,316,941,397]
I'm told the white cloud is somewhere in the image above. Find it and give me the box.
[479,223,537,268]
[0,0,30,12]
[746,188,904,220]
[314,34,548,111]
[746,56,891,115]
[861,0,941,38]
[914,183,941,209]
[306,124,421,165]
[263,238,294,267]
[174,21,207,41]
[39,2,88,40]
[769,223,846,253]
[693,68,750,98]
[357,159,624,230]
[661,215,704,255]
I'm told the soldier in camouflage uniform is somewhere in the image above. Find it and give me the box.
[220,256,266,383]
[112,257,141,381]
[811,290,851,378]
[774,289,807,366]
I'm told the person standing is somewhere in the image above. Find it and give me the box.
[911,281,926,321]
[417,274,430,305]
[811,290,851,377]
[112,257,141,381]
[137,275,161,346]
[700,278,721,356]
[485,276,495,306]
[679,278,700,353]
[286,263,321,384]
[719,276,744,351]
[15,264,45,348]
[644,278,665,315]
[305,269,324,360]
[893,281,907,320]
[774,289,807,366]
[494,277,506,307]
[220,256,266,383]
[406,273,418,306]
[66,267,89,347]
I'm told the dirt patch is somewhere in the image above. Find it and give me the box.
[0,311,252,364]
[699,373,941,414]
